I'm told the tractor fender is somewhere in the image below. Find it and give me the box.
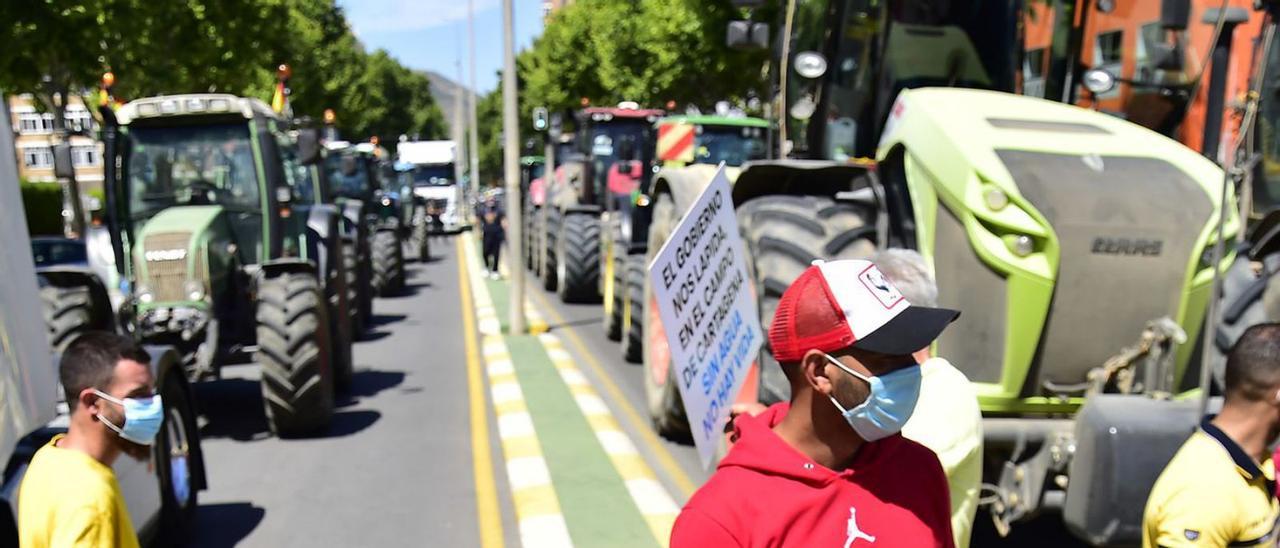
[730,159,875,207]
[142,345,208,491]
[306,205,343,287]
[650,164,725,218]
[257,259,318,284]
[560,204,601,216]
[35,267,115,332]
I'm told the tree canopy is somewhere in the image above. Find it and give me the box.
[0,0,445,145]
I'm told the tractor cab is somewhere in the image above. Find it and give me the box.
[654,115,769,170]
[574,104,663,211]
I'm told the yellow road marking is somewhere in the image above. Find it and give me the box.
[529,287,698,499]
[456,237,504,548]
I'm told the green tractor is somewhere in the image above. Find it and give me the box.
[609,115,768,369]
[325,141,406,297]
[634,0,1233,543]
[100,93,353,436]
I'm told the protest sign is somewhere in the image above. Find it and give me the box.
[648,164,763,467]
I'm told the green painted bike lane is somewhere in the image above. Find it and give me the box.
[482,262,660,546]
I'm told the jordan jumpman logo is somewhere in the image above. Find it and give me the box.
[843,507,876,547]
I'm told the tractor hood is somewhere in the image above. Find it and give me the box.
[876,88,1239,407]
[133,206,222,305]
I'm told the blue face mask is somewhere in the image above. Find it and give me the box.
[95,390,164,446]
[822,353,921,442]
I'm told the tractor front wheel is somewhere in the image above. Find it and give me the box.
[40,283,94,354]
[257,273,335,437]
[556,212,601,303]
[642,193,688,438]
[621,254,644,364]
[373,230,406,296]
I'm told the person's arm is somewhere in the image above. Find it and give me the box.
[670,507,741,547]
[51,505,117,548]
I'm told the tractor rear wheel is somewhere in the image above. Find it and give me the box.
[603,242,624,341]
[373,230,405,296]
[542,208,561,291]
[556,212,601,303]
[257,273,334,437]
[642,193,688,438]
[41,283,94,354]
[407,210,430,262]
[342,241,366,337]
[326,247,354,391]
[738,195,878,405]
[621,253,644,364]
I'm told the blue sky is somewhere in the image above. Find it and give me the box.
[337,0,546,94]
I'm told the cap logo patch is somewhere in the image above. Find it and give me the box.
[858,264,904,309]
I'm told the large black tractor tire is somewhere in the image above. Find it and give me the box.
[556,213,601,303]
[342,241,366,336]
[257,273,335,437]
[525,202,538,271]
[643,194,689,438]
[604,242,625,341]
[356,237,374,325]
[40,284,94,354]
[155,372,201,542]
[406,211,430,262]
[325,243,355,391]
[1209,254,1280,389]
[621,254,645,364]
[373,230,406,296]
[542,208,561,291]
[738,195,878,405]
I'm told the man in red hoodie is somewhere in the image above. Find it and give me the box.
[671,259,959,548]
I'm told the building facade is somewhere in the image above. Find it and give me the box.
[8,94,103,192]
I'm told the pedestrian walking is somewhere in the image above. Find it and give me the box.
[1143,323,1280,548]
[19,332,162,548]
[481,197,505,279]
[671,259,960,547]
[872,249,983,548]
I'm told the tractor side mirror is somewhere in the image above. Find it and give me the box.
[340,155,358,177]
[52,142,75,180]
[727,21,770,50]
[297,129,322,165]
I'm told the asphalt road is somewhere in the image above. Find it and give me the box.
[188,235,517,547]
[182,234,1087,547]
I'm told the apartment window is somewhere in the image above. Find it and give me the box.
[18,113,49,134]
[23,147,52,168]
[65,110,94,132]
[72,145,98,167]
[1023,48,1047,98]
[1092,30,1124,99]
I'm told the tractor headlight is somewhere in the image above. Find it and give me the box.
[794,51,828,79]
[983,187,1009,211]
[183,280,206,302]
[137,284,155,304]
[1008,234,1035,257]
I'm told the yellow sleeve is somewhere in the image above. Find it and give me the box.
[1145,489,1237,548]
[51,505,117,548]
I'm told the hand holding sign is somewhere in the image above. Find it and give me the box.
[648,164,763,467]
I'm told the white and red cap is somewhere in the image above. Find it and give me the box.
[768,259,959,361]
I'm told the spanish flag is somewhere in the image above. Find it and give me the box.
[271,81,287,114]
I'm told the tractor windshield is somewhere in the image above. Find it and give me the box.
[125,123,261,219]
[787,0,1020,158]
[589,119,652,196]
[692,125,767,167]
[325,153,370,199]
[411,165,454,186]
[1254,37,1280,216]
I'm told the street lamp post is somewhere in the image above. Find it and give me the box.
[502,0,525,334]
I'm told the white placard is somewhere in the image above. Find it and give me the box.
[648,164,764,467]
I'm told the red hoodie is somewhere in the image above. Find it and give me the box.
[671,403,954,548]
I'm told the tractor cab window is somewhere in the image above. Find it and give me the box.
[125,123,261,220]
[411,165,454,187]
[280,143,317,204]
[692,125,767,167]
[787,0,1019,158]
[325,152,370,199]
[1255,38,1280,216]
[588,119,651,198]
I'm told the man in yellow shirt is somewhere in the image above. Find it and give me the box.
[19,332,163,548]
[1143,323,1280,547]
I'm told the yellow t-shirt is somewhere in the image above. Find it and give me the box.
[1143,423,1279,547]
[900,357,983,548]
[17,434,140,548]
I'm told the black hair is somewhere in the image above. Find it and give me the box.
[59,331,150,410]
[1225,323,1280,402]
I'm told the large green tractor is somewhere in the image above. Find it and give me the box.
[325,141,406,298]
[634,0,1233,543]
[100,94,352,436]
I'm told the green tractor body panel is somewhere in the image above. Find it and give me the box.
[132,206,230,311]
[876,88,1240,413]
